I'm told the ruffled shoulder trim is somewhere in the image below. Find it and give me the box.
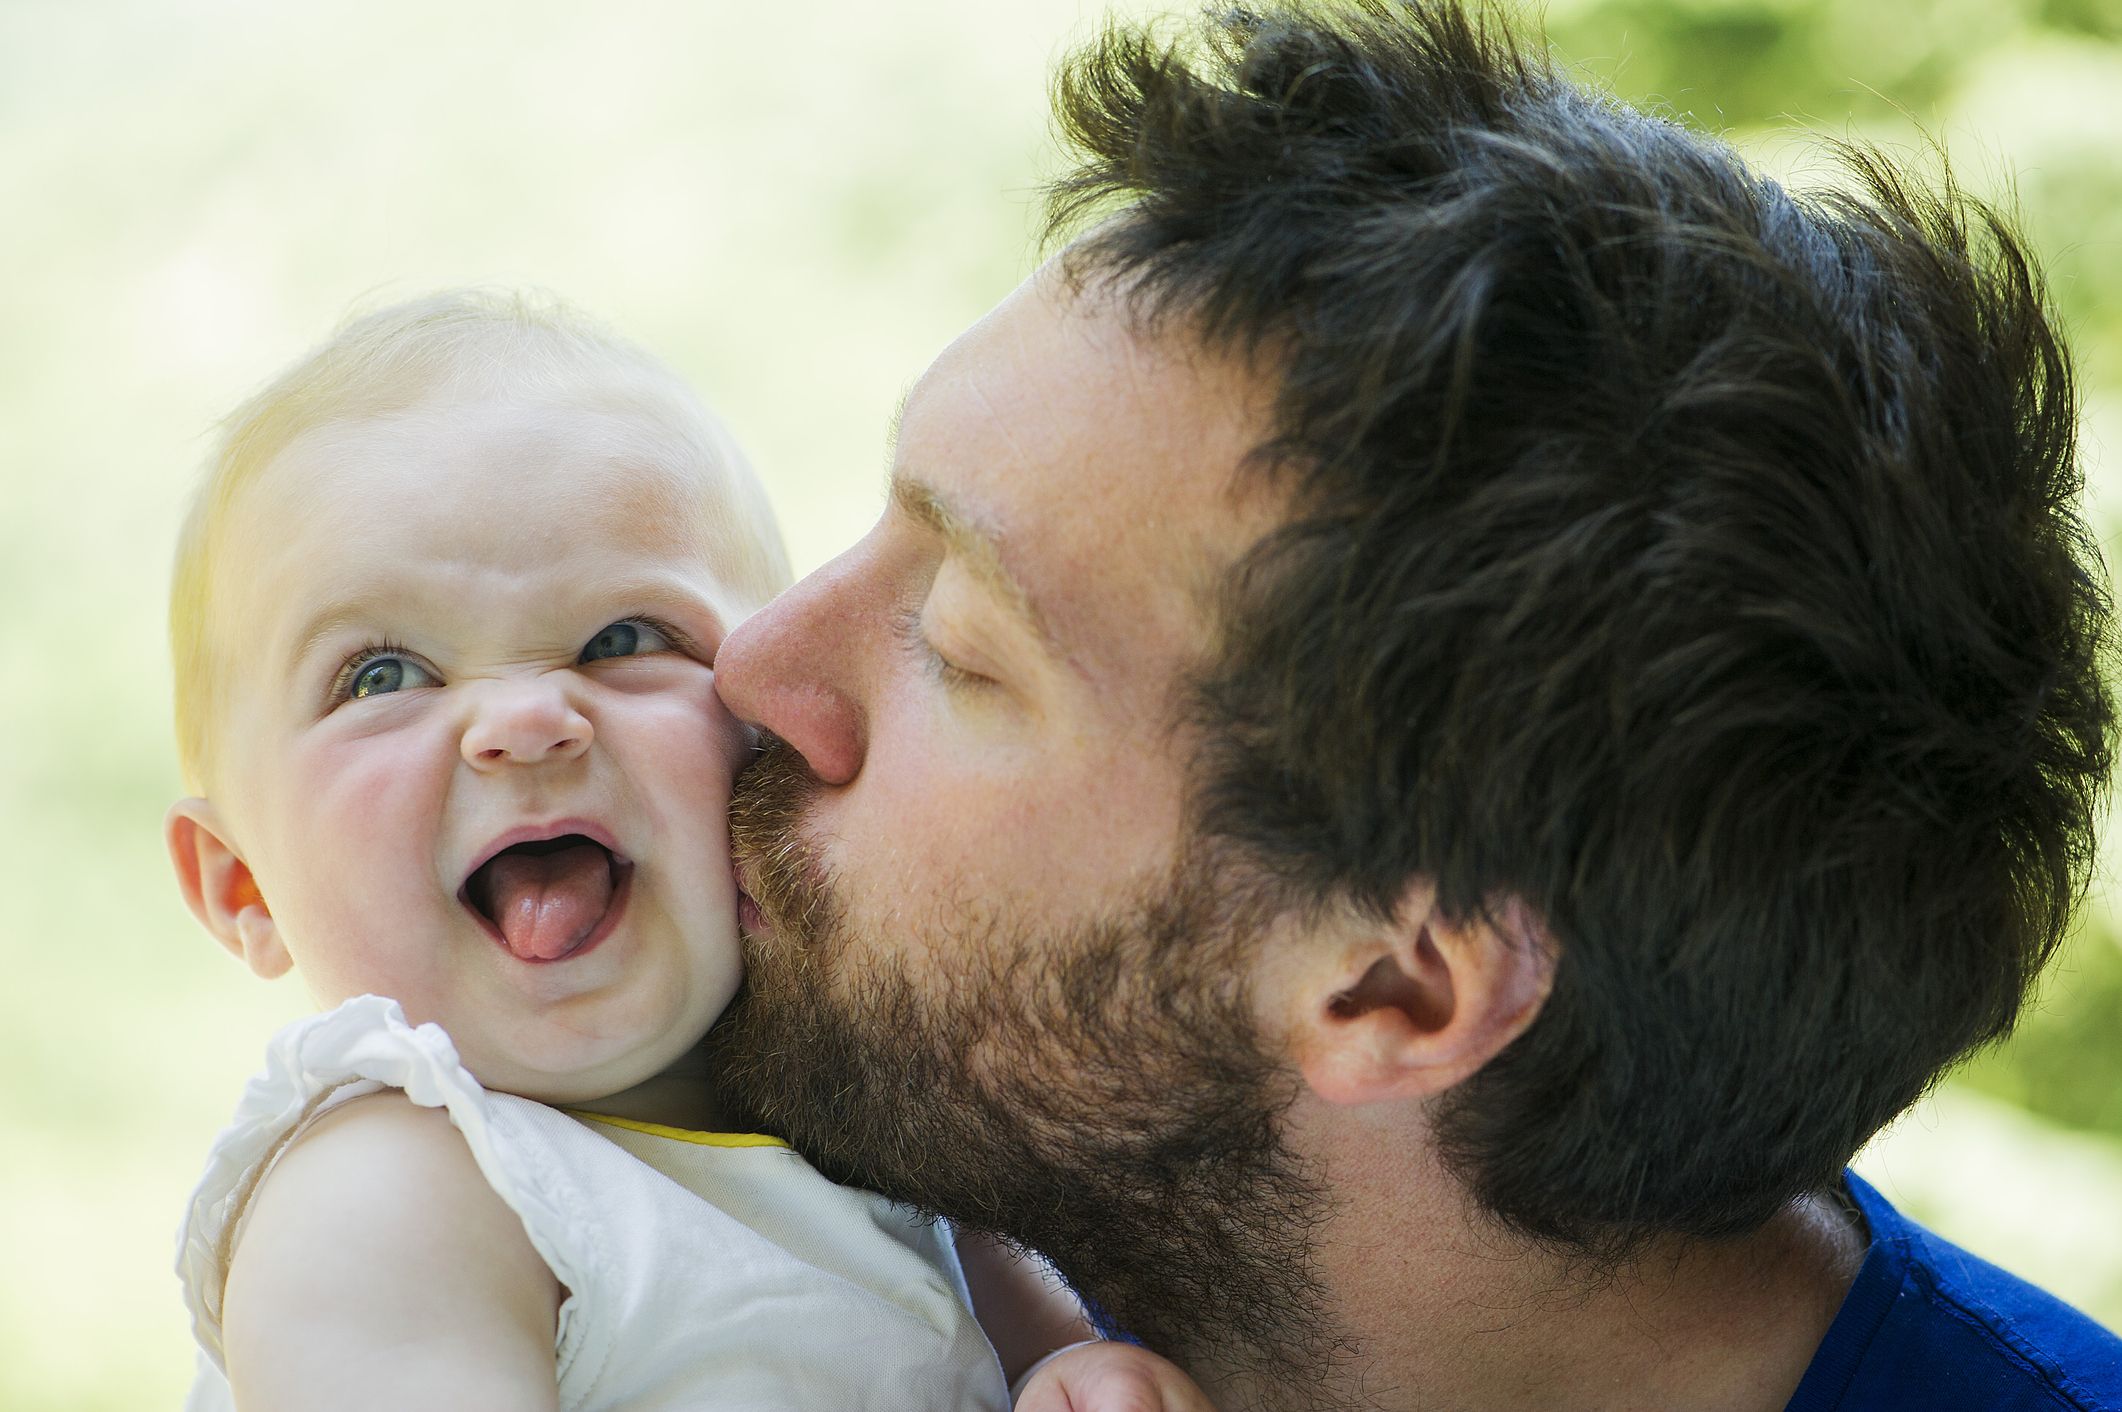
[175,996,597,1379]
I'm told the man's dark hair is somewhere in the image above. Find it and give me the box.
[1048,1,2115,1257]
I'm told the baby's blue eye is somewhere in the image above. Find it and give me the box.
[349,655,436,699]
[580,620,672,663]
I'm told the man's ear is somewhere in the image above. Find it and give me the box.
[1275,883,1556,1107]
[165,798,290,980]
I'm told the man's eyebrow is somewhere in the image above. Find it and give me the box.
[890,475,1055,650]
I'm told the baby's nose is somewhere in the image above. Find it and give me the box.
[461,680,593,769]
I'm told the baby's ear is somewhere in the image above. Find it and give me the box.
[165,799,290,979]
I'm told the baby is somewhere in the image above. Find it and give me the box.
[166,292,1208,1411]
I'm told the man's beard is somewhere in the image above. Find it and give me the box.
[701,734,1345,1389]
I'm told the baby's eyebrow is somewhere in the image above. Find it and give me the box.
[884,386,913,459]
[286,598,381,671]
[584,579,733,653]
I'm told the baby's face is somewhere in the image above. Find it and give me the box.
[204,392,760,1103]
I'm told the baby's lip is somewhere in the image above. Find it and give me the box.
[457,818,636,964]
[458,817,630,893]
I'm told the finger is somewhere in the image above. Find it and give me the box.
[1148,1368,1222,1412]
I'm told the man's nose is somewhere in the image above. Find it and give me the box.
[460,677,593,770]
[714,549,872,787]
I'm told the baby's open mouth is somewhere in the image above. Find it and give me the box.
[461,835,632,963]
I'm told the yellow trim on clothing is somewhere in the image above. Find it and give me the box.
[568,1109,790,1149]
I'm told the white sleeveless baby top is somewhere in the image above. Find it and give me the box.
[176,995,1009,1411]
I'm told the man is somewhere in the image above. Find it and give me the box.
[707,3,2122,1408]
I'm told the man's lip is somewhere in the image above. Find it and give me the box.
[458,818,629,891]
[731,861,765,930]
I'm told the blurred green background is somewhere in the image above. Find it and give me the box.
[2,1,2117,1406]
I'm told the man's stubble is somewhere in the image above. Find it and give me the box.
[701,734,1348,1393]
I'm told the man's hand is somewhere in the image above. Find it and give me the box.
[1013,1340,1220,1412]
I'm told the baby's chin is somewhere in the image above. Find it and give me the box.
[449,1006,711,1105]
[466,1038,699,1109]
[432,939,742,1109]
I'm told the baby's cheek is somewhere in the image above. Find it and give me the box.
[279,898,443,1015]
[627,695,741,820]
[270,732,456,995]
[302,722,455,831]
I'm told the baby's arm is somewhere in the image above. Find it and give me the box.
[955,1232,1219,1411]
[1014,1340,1220,1412]
[221,1091,561,1411]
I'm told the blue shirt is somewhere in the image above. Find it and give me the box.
[1787,1170,2122,1410]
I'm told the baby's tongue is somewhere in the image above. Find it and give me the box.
[481,844,614,961]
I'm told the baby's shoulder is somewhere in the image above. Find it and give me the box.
[225,1089,560,1360]
[274,1087,474,1191]
[204,997,542,1256]
[240,1089,522,1265]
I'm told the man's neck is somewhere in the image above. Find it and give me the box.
[1186,1113,1868,1412]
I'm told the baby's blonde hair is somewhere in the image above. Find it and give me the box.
[171,289,790,794]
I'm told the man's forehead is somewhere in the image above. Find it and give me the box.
[892,271,1282,636]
